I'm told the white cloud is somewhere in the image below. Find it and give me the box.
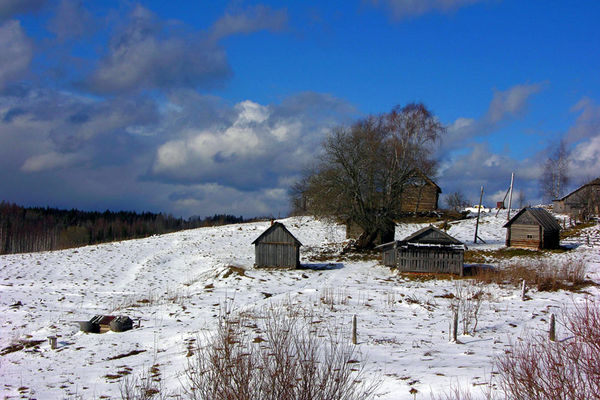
[569,134,600,183]
[21,151,82,172]
[566,97,600,144]
[440,83,544,154]
[369,0,484,19]
[0,20,33,90]
[210,5,287,41]
[0,0,45,21]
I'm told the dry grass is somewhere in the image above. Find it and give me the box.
[464,247,570,264]
[560,221,596,239]
[496,299,600,400]
[182,304,379,400]
[468,258,591,292]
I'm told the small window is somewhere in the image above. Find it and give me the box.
[526,234,533,239]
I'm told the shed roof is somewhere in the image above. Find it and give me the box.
[251,222,302,246]
[376,225,464,250]
[401,225,463,245]
[503,208,561,231]
[555,177,600,201]
[410,170,442,193]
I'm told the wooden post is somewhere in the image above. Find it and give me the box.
[351,314,357,345]
[474,186,484,243]
[521,280,526,301]
[451,310,458,342]
[507,173,514,221]
[549,314,556,342]
[48,336,57,350]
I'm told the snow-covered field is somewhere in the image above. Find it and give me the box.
[1,211,599,399]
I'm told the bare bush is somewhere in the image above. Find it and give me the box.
[431,379,498,400]
[120,367,167,400]
[182,304,378,400]
[496,299,600,400]
[451,281,486,335]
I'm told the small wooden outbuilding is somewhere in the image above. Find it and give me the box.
[553,177,600,217]
[252,222,302,268]
[378,225,465,276]
[503,207,561,249]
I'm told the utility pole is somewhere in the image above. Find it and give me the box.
[474,186,484,243]
[507,173,514,221]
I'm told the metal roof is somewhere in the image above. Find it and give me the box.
[251,222,303,246]
[556,177,600,201]
[401,225,464,245]
[503,207,561,231]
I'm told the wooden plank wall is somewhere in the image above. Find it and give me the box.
[396,247,463,276]
[382,248,396,266]
[400,185,439,212]
[255,243,299,268]
[255,225,299,268]
[507,224,541,249]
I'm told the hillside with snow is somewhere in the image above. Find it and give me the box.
[1,211,599,399]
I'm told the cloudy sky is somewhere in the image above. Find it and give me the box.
[1,0,599,217]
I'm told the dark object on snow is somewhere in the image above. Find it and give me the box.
[377,225,465,276]
[78,319,101,333]
[252,222,302,268]
[504,207,561,249]
[77,315,133,333]
[109,316,133,332]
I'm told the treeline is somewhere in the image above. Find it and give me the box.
[0,201,250,255]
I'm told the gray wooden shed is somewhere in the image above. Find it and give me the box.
[503,207,561,249]
[252,222,302,268]
[377,225,465,276]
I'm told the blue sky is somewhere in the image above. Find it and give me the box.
[1,0,599,217]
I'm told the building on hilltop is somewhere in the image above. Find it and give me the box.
[252,221,302,268]
[552,177,600,219]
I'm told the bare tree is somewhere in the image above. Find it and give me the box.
[292,103,445,250]
[517,190,527,209]
[540,140,570,201]
[445,191,469,212]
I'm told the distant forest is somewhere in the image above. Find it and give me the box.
[0,201,252,255]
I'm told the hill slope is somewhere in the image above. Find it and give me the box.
[1,212,599,399]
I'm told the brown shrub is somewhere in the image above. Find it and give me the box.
[470,258,590,292]
[182,305,378,400]
[496,299,600,400]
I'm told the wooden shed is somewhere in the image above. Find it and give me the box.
[377,225,465,276]
[552,177,600,217]
[503,208,561,249]
[252,222,302,268]
[399,172,442,213]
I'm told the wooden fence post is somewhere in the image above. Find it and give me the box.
[48,336,57,350]
[351,314,357,345]
[549,314,556,342]
[451,310,458,342]
[521,280,526,301]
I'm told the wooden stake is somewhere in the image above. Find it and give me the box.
[351,314,357,345]
[521,280,526,301]
[451,310,458,342]
[48,336,57,350]
[549,313,556,342]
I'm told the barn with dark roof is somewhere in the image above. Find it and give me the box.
[503,207,561,249]
[252,222,302,268]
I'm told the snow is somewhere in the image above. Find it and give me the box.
[1,211,599,399]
